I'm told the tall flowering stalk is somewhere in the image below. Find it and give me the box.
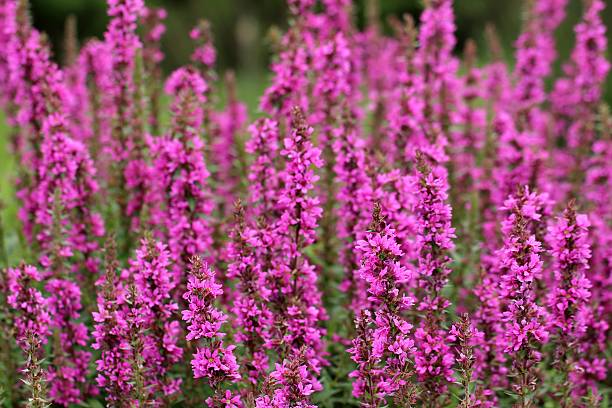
[412,154,456,403]
[551,0,609,198]
[385,14,424,165]
[141,6,167,134]
[449,315,494,408]
[6,265,50,408]
[448,41,488,297]
[4,6,104,265]
[546,204,594,405]
[35,113,104,280]
[189,19,217,150]
[129,237,183,401]
[227,202,272,390]
[416,0,459,136]
[269,107,326,365]
[348,205,417,407]
[91,239,133,406]
[149,67,214,281]
[211,72,248,218]
[514,0,568,118]
[104,0,146,239]
[452,40,487,211]
[333,119,373,315]
[511,0,568,196]
[182,256,241,407]
[75,40,115,179]
[479,25,513,258]
[497,187,549,407]
[245,118,280,220]
[260,1,312,121]
[45,279,91,405]
[255,108,326,405]
[4,10,102,405]
[311,30,353,271]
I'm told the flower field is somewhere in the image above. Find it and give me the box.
[0,0,610,407]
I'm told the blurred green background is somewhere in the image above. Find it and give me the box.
[29,0,612,104]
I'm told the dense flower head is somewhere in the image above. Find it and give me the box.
[7,265,50,349]
[211,73,248,215]
[226,203,273,380]
[333,123,373,312]
[414,156,455,315]
[265,108,327,378]
[149,67,214,278]
[497,188,550,351]
[45,278,92,406]
[416,0,459,131]
[183,256,241,397]
[245,118,280,218]
[182,257,226,342]
[255,353,322,408]
[129,237,183,398]
[190,20,217,70]
[276,108,324,250]
[91,243,133,405]
[547,206,592,334]
[514,0,569,111]
[349,206,416,405]
[106,0,144,68]
[492,186,552,404]
[75,40,115,177]
[34,112,104,275]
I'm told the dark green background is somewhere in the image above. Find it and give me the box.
[28,0,612,104]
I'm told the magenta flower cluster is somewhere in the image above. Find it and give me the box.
[0,0,610,406]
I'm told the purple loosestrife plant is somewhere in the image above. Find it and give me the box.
[497,187,550,407]
[211,73,248,219]
[45,279,92,405]
[546,204,595,405]
[449,315,495,408]
[141,6,167,134]
[311,30,353,272]
[255,350,321,408]
[384,15,424,166]
[349,204,417,407]
[333,120,373,316]
[75,40,115,180]
[255,108,326,406]
[416,0,459,135]
[149,67,214,282]
[182,256,241,407]
[7,265,50,353]
[267,107,327,369]
[227,202,273,390]
[129,237,183,401]
[104,0,147,237]
[551,0,609,196]
[260,1,313,121]
[4,12,102,404]
[91,239,134,406]
[245,118,280,220]
[7,264,50,408]
[412,154,456,403]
